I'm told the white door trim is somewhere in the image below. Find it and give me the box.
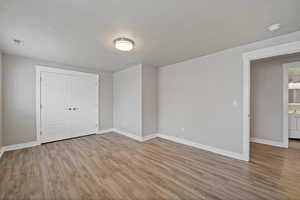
[282,64,289,148]
[36,65,99,144]
[243,40,300,161]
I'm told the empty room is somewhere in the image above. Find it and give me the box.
[0,1,300,199]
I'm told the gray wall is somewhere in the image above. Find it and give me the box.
[250,54,300,142]
[99,72,114,131]
[113,64,142,136]
[0,52,2,148]
[2,54,113,146]
[113,64,158,137]
[142,66,158,136]
[159,31,300,154]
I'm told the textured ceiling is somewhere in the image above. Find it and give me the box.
[0,0,300,71]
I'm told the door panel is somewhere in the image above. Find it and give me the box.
[69,75,98,137]
[41,72,71,143]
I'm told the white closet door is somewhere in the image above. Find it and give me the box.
[40,71,98,143]
[69,75,98,137]
[41,72,71,143]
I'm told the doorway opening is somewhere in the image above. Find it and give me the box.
[249,55,300,154]
[242,41,300,161]
[249,58,300,162]
[285,62,300,143]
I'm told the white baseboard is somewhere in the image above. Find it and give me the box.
[142,133,159,141]
[112,129,144,142]
[112,129,159,142]
[97,129,115,134]
[0,131,247,162]
[250,137,287,148]
[111,130,246,161]
[157,134,247,161]
[0,147,3,160]
[110,130,246,161]
[2,141,40,152]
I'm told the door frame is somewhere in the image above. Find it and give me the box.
[36,66,99,143]
[242,41,300,161]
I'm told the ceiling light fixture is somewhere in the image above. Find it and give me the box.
[114,38,134,51]
[268,24,280,32]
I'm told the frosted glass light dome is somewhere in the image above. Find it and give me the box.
[114,38,134,51]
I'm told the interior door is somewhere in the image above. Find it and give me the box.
[41,72,71,143]
[69,75,98,137]
[40,71,98,143]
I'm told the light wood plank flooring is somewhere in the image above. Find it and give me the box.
[0,133,300,200]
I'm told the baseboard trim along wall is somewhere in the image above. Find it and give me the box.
[0,129,246,161]
[97,129,115,134]
[2,141,40,152]
[112,129,144,142]
[112,129,159,142]
[0,148,4,160]
[0,129,117,155]
[0,129,116,155]
[111,129,246,161]
[143,133,159,141]
[250,137,287,148]
[157,134,246,161]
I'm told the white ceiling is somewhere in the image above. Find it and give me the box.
[0,0,300,71]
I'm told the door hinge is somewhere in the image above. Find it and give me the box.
[40,104,42,109]
[40,131,43,135]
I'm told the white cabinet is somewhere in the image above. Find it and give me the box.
[288,113,300,139]
[289,114,297,130]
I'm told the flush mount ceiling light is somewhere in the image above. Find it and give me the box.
[268,24,281,32]
[114,38,134,51]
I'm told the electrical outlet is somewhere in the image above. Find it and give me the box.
[181,128,185,132]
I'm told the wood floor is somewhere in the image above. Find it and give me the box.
[0,133,300,200]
